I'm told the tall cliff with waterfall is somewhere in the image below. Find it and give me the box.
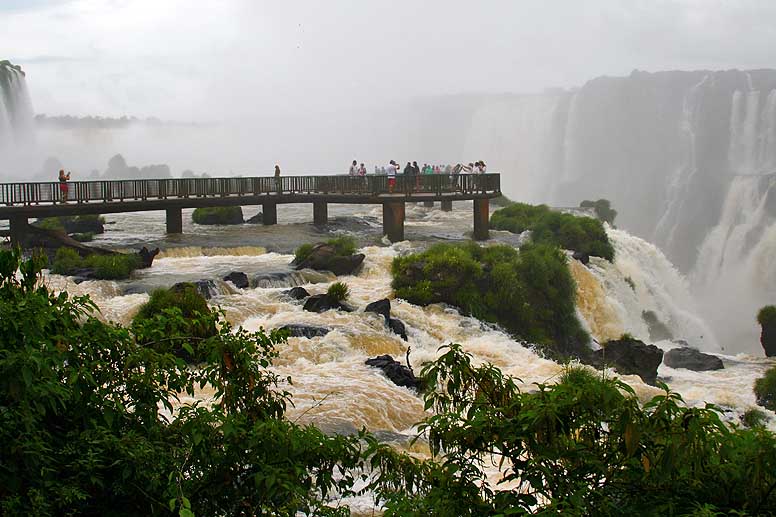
[0,60,34,150]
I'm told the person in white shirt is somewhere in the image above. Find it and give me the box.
[349,160,358,176]
[386,160,397,193]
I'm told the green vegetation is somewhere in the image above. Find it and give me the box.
[741,408,768,428]
[34,215,106,234]
[294,235,358,264]
[191,206,244,225]
[392,242,589,358]
[326,281,350,302]
[71,232,94,242]
[50,247,141,280]
[580,198,618,225]
[757,305,776,326]
[490,202,615,261]
[133,284,216,362]
[755,366,776,411]
[3,248,776,515]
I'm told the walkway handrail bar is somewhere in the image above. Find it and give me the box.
[0,173,500,206]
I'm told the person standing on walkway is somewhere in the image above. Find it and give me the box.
[386,160,397,193]
[349,160,358,176]
[274,164,281,193]
[58,169,70,203]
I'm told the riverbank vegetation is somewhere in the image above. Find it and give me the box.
[50,247,140,280]
[490,202,615,261]
[3,249,776,515]
[191,206,244,225]
[391,241,589,359]
[580,198,618,225]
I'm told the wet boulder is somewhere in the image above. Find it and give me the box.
[286,286,310,300]
[246,212,263,224]
[642,310,673,342]
[63,216,105,235]
[303,293,353,313]
[663,347,724,371]
[294,243,365,276]
[592,337,663,385]
[365,298,392,321]
[365,355,421,390]
[224,271,249,289]
[138,246,160,269]
[279,324,330,338]
[388,318,408,341]
[572,250,590,265]
[172,279,218,300]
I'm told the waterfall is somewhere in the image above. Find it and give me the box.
[0,60,34,151]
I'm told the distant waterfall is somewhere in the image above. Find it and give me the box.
[0,60,34,149]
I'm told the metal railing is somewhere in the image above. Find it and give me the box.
[0,173,500,206]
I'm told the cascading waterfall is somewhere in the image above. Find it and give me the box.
[0,60,34,149]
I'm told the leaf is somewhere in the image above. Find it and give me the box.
[179,509,195,517]
[624,422,640,456]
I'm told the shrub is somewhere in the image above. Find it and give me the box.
[326,281,350,302]
[34,215,106,234]
[490,202,615,261]
[51,248,140,280]
[755,366,776,411]
[192,206,244,225]
[294,243,314,263]
[34,217,65,231]
[757,305,776,326]
[741,408,768,428]
[327,235,357,256]
[392,241,589,358]
[490,194,514,207]
[580,198,618,225]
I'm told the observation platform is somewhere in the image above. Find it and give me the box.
[0,174,501,244]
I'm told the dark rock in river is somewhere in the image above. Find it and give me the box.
[138,246,160,269]
[365,298,392,321]
[63,217,105,235]
[18,224,116,260]
[172,280,218,300]
[388,318,408,341]
[279,324,330,338]
[642,310,674,341]
[224,271,249,289]
[572,251,590,265]
[663,347,724,371]
[365,355,421,390]
[303,293,353,313]
[592,337,664,385]
[286,286,310,300]
[294,243,365,276]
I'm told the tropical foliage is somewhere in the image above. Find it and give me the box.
[51,247,141,280]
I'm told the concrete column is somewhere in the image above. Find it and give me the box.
[9,215,28,247]
[382,201,405,242]
[473,198,489,241]
[263,202,277,225]
[313,201,328,226]
[166,207,183,234]
[423,201,434,208]
[441,200,453,212]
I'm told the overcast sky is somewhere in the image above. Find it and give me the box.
[3,0,776,121]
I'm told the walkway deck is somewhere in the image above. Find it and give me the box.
[0,173,501,243]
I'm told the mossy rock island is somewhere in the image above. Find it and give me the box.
[293,236,365,276]
[490,202,615,261]
[192,206,244,225]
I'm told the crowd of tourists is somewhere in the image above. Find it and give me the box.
[348,160,488,177]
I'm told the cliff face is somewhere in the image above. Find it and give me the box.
[418,69,776,272]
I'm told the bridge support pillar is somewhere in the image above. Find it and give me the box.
[313,201,327,226]
[441,200,453,212]
[382,201,405,242]
[423,201,434,208]
[166,208,182,234]
[263,202,277,225]
[473,198,489,241]
[9,215,28,247]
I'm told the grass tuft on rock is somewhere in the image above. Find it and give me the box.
[192,206,244,225]
[51,247,140,280]
[490,202,615,261]
[326,281,350,302]
[755,366,776,411]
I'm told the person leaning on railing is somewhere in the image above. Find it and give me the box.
[58,169,71,203]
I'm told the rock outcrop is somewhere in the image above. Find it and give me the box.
[172,280,218,300]
[592,337,664,385]
[642,310,674,342]
[138,247,160,269]
[365,298,409,341]
[663,347,724,371]
[294,243,365,276]
[286,286,310,300]
[303,293,353,313]
[365,355,421,390]
[223,271,249,289]
[572,251,590,265]
[279,324,330,338]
